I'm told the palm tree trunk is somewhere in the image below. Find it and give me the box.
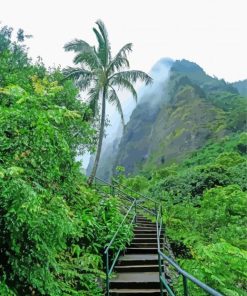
[87,88,106,186]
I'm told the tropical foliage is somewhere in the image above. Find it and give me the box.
[0,25,132,296]
[0,20,246,296]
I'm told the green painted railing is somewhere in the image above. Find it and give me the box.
[104,199,136,296]
[156,205,223,296]
[94,176,223,296]
[94,177,138,296]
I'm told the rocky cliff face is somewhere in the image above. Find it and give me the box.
[89,59,246,178]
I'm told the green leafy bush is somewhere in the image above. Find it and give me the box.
[0,25,132,296]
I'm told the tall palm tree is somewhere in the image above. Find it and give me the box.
[64,20,152,185]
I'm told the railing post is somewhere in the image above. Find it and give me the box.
[183,275,189,296]
[105,251,110,296]
[158,252,164,296]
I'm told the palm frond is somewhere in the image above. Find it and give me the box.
[64,39,92,53]
[95,20,111,65]
[110,76,137,102]
[88,87,101,117]
[95,20,110,48]
[110,70,152,85]
[63,67,92,79]
[76,75,94,91]
[107,43,133,74]
[108,87,125,127]
[116,43,133,57]
[63,67,94,90]
[93,27,107,67]
[73,51,101,70]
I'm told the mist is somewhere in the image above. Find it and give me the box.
[82,57,174,171]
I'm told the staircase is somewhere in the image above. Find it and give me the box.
[94,177,223,296]
[109,215,167,296]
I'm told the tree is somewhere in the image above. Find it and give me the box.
[64,20,152,185]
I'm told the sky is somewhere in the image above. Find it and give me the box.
[1,0,247,83]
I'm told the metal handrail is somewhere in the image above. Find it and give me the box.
[112,178,159,205]
[158,250,223,296]
[104,198,137,296]
[94,176,135,202]
[156,206,223,296]
[138,203,156,215]
[104,200,136,254]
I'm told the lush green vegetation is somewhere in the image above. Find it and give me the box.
[118,132,247,295]
[0,22,246,296]
[0,25,132,296]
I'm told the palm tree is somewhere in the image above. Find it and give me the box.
[64,20,152,185]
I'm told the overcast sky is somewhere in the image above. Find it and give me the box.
[1,0,246,82]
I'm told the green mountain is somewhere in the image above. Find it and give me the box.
[113,61,247,295]
[112,59,246,175]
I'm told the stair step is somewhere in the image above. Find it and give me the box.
[130,243,157,248]
[135,227,157,231]
[132,238,157,243]
[110,272,160,289]
[134,234,160,238]
[115,264,164,272]
[136,220,156,226]
[118,254,158,266]
[136,221,156,224]
[110,288,164,295]
[133,232,157,236]
[126,248,158,254]
[136,221,153,225]
[135,224,163,228]
[134,229,156,233]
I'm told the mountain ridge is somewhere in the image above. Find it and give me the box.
[88,59,246,179]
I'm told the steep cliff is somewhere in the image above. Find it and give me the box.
[91,59,246,178]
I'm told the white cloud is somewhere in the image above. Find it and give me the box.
[1,0,246,82]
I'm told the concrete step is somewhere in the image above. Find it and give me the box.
[136,220,153,225]
[126,248,158,254]
[136,221,156,226]
[136,220,155,224]
[130,243,158,248]
[135,223,163,228]
[110,272,160,289]
[135,226,157,231]
[110,288,164,295]
[115,264,164,272]
[132,238,157,243]
[134,233,160,238]
[118,254,158,266]
[134,229,157,234]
